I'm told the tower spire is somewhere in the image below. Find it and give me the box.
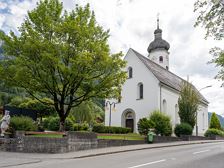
[157,13,160,29]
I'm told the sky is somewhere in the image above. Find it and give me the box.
[0,0,223,115]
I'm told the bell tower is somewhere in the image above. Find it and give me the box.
[147,16,170,70]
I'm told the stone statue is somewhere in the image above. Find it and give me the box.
[0,110,10,137]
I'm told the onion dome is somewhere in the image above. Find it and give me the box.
[147,17,170,53]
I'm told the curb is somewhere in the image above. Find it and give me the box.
[71,140,224,159]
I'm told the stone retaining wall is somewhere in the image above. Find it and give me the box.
[98,139,146,148]
[180,135,212,141]
[153,135,181,143]
[0,131,99,153]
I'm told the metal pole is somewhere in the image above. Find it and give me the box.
[196,111,198,136]
[109,104,112,127]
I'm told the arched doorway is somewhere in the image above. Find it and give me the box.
[122,109,136,132]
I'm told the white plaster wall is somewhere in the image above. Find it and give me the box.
[148,49,169,69]
[161,86,180,126]
[105,49,160,132]
[193,104,209,135]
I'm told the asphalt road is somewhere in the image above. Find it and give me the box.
[1,142,224,168]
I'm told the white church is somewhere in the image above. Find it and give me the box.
[105,20,209,135]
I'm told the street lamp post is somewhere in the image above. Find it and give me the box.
[196,85,212,136]
[105,101,116,127]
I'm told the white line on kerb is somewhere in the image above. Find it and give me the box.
[127,159,166,168]
[193,149,210,155]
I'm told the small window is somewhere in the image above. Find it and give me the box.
[166,66,169,70]
[137,83,143,99]
[128,67,133,78]
[159,56,163,63]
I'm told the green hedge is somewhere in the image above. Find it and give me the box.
[10,116,37,131]
[73,123,89,131]
[174,123,193,137]
[43,117,89,131]
[92,125,131,134]
[204,128,224,137]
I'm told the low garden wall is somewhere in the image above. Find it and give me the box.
[0,131,98,153]
[153,135,181,143]
[180,135,212,141]
[98,139,146,148]
[0,131,145,153]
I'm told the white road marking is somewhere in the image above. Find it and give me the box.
[193,149,210,155]
[171,158,176,160]
[127,159,166,168]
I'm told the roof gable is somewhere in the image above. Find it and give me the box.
[130,48,208,104]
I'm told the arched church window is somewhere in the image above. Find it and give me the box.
[159,56,163,63]
[137,83,143,99]
[128,67,133,78]
[162,99,167,113]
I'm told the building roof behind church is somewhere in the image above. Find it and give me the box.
[131,48,208,104]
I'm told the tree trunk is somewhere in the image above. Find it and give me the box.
[59,117,65,132]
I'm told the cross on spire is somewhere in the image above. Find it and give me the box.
[157,13,160,29]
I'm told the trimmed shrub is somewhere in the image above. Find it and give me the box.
[137,118,155,135]
[47,117,60,131]
[204,128,224,137]
[209,112,221,130]
[10,116,37,131]
[149,110,172,136]
[174,123,193,137]
[92,124,131,134]
[73,123,89,131]
[43,117,75,131]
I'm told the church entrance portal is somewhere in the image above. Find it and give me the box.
[122,111,135,132]
[126,119,134,132]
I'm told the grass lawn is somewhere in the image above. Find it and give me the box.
[28,134,64,138]
[97,133,145,140]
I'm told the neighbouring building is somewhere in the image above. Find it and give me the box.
[105,19,209,135]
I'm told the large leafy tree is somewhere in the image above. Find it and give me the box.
[0,0,126,131]
[178,81,200,128]
[194,0,224,82]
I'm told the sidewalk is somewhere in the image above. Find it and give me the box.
[33,140,224,159]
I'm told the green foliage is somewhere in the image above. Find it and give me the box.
[73,123,89,131]
[137,117,155,135]
[70,101,104,124]
[194,0,224,40]
[178,81,200,128]
[45,117,60,131]
[174,123,193,137]
[43,116,88,131]
[194,0,224,84]
[0,0,126,131]
[149,110,172,136]
[204,128,224,137]
[209,47,224,85]
[209,112,221,130]
[8,96,25,107]
[19,97,56,118]
[92,124,131,134]
[10,116,37,131]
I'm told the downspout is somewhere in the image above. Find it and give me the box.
[160,82,162,111]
